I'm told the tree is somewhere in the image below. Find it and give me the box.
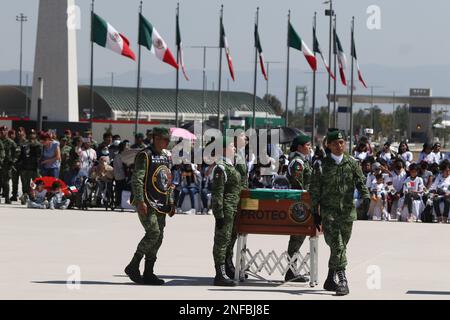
[263,94,283,116]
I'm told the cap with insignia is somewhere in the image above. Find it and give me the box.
[327,130,345,143]
[290,134,311,152]
[152,127,170,139]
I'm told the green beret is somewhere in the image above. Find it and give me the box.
[292,134,311,146]
[135,133,145,139]
[327,130,345,143]
[152,127,170,138]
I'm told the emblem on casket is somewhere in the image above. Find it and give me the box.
[289,202,310,224]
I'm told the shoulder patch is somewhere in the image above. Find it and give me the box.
[212,164,227,183]
[288,158,304,176]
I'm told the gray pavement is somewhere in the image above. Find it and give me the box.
[1,204,450,300]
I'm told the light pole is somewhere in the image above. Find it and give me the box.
[368,85,383,132]
[16,13,28,87]
[110,72,115,97]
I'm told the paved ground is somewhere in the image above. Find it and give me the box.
[1,204,450,300]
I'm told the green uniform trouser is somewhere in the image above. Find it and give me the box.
[213,210,236,265]
[21,170,40,195]
[136,208,166,262]
[321,210,354,271]
[287,235,307,257]
[0,167,12,199]
[225,213,238,260]
[11,168,19,197]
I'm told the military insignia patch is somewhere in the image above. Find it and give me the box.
[288,202,310,224]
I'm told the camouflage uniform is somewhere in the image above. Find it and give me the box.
[20,140,42,196]
[310,154,369,271]
[131,145,174,263]
[212,157,241,266]
[11,138,26,199]
[0,137,17,201]
[225,150,247,264]
[59,143,73,180]
[286,151,313,256]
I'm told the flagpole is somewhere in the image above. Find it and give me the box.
[89,0,95,131]
[252,7,259,129]
[175,2,180,128]
[312,12,317,145]
[217,5,224,131]
[135,1,143,135]
[285,10,291,128]
[326,0,333,129]
[349,17,355,154]
[333,15,337,128]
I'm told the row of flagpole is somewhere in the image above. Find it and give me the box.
[88,1,367,143]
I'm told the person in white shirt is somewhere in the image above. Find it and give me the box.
[428,161,450,223]
[387,158,407,219]
[418,143,434,164]
[354,141,369,162]
[366,162,391,189]
[368,174,388,220]
[79,140,97,176]
[431,143,445,164]
[377,142,393,166]
[401,163,424,222]
[398,141,413,169]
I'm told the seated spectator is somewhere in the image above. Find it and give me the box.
[398,141,413,169]
[368,173,388,220]
[49,181,70,210]
[377,142,393,167]
[431,143,445,164]
[418,142,434,164]
[177,163,201,214]
[418,161,434,190]
[90,156,114,205]
[64,160,87,191]
[27,179,49,209]
[354,141,369,162]
[401,163,424,222]
[428,161,450,223]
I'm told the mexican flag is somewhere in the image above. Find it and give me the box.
[351,31,367,88]
[92,13,136,61]
[313,27,335,80]
[176,13,189,80]
[220,20,235,81]
[254,24,268,81]
[139,14,178,69]
[288,22,317,71]
[334,29,347,86]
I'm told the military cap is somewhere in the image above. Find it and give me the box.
[135,132,145,139]
[327,130,345,143]
[152,127,170,138]
[293,134,311,146]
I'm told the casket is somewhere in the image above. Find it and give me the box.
[237,189,319,237]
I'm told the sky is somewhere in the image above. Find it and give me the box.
[1,0,450,111]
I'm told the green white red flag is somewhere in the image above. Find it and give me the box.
[288,22,317,71]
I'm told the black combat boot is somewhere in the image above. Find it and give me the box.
[323,269,338,292]
[10,196,18,202]
[124,253,143,284]
[225,256,236,279]
[142,260,165,285]
[335,270,350,296]
[284,268,309,283]
[214,264,236,287]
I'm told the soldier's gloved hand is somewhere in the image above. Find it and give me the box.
[215,217,225,230]
[312,207,321,232]
[362,197,371,213]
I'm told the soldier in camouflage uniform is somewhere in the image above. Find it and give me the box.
[19,130,42,205]
[11,128,26,202]
[59,137,73,180]
[211,136,241,286]
[0,126,17,204]
[310,130,370,296]
[125,127,175,285]
[284,134,313,283]
[224,132,248,280]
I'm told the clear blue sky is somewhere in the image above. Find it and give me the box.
[1,0,450,112]
[2,0,450,74]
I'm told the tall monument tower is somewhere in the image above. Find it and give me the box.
[31,0,79,122]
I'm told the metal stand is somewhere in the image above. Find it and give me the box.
[235,234,319,287]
